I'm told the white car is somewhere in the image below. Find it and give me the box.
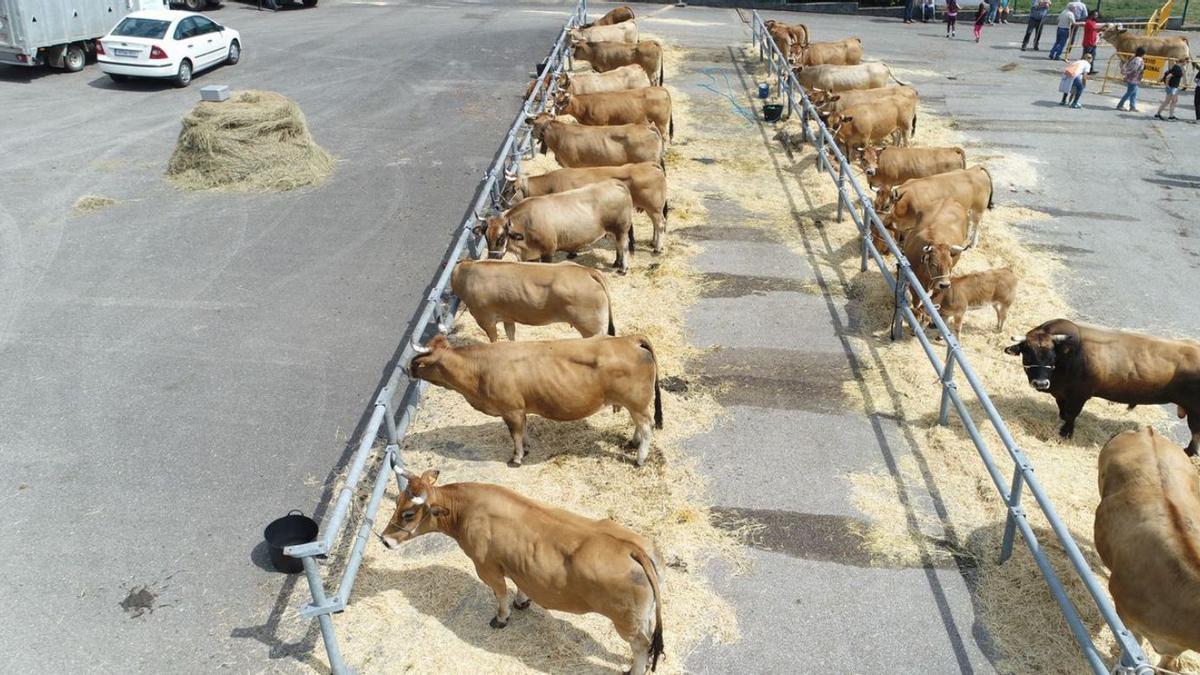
[97,10,240,87]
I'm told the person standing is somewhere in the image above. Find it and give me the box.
[923,0,936,22]
[974,1,989,41]
[1080,10,1103,60]
[1155,59,1184,120]
[1048,8,1076,60]
[1193,69,1200,123]
[1059,54,1092,108]
[997,0,1011,22]
[1022,0,1052,51]
[904,0,916,24]
[1116,46,1145,112]
[1065,0,1088,48]
[946,0,959,37]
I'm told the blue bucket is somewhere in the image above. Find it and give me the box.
[758,83,770,99]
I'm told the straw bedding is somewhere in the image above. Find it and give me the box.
[72,195,115,214]
[167,90,334,192]
[326,38,747,674]
[739,45,1199,673]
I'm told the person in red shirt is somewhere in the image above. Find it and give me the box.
[1081,10,1106,61]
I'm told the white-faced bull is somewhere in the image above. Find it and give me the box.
[1004,319,1200,454]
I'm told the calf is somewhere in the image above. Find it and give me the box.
[529,112,664,170]
[507,162,669,253]
[797,38,863,66]
[451,259,615,341]
[1004,319,1200,452]
[861,146,966,192]
[381,471,665,674]
[571,22,638,44]
[479,179,634,273]
[1095,427,1200,674]
[882,166,993,246]
[929,267,1017,336]
[793,62,908,92]
[555,86,673,140]
[406,334,663,465]
[572,40,663,85]
[559,64,651,95]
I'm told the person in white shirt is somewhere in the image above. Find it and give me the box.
[1048,8,1076,60]
[1059,54,1093,108]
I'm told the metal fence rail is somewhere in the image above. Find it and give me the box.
[283,3,586,672]
[750,11,1151,674]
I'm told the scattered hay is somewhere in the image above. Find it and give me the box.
[72,195,115,214]
[166,90,334,192]
[1000,62,1019,72]
[329,38,743,674]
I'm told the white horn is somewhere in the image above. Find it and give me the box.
[949,245,965,254]
[1010,335,1024,342]
[411,339,432,355]
[410,493,427,506]
[1051,333,1071,343]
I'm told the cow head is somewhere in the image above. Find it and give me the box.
[380,468,448,549]
[1004,321,1080,391]
[473,214,525,259]
[525,112,556,154]
[553,90,573,113]
[405,333,453,380]
[501,168,527,205]
[919,242,961,290]
[861,145,886,177]
[1101,25,1127,45]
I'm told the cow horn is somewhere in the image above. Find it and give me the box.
[504,169,518,182]
[410,492,427,506]
[1010,335,1024,342]
[923,244,933,253]
[949,245,965,254]
[411,339,432,355]
[1051,333,1071,343]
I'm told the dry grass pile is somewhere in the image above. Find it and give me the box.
[167,90,334,192]
[724,42,1195,673]
[327,38,748,675]
[72,195,115,214]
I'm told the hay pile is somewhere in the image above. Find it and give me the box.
[72,195,115,214]
[327,40,745,674]
[722,43,1198,673]
[167,90,334,192]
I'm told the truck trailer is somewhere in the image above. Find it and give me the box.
[0,0,167,71]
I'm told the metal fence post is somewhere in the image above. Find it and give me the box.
[937,342,958,425]
[860,206,871,272]
[999,462,1026,563]
[890,262,909,341]
[815,128,826,173]
[836,159,846,221]
[303,555,348,675]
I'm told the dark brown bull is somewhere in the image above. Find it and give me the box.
[1004,318,1200,454]
[406,334,663,466]
[572,39,664,85]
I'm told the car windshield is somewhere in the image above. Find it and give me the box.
[110,18,170,39]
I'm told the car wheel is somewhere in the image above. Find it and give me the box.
[227,40,240,65]
[184,0,204,10]
[64,44,86,72]
[175,59,193,87]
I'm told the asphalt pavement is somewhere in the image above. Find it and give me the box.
[0,1,569,671]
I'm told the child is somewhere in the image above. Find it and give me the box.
[1059,54,1092,108]
[1155,59,1184,120]
[974,1,988,42]
[946,0,959,37]
[923,0,936,22]
[1116,47,1145,112]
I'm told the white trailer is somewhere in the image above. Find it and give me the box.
[0,0,166,71]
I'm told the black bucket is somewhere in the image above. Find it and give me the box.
[535,60,548,76]
[763,104,784,123]
[263,510,318,574]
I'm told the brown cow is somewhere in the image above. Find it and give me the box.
[1095,426,1200,673]
[555,86,673,140]
[1101,26,1192,63]
[572,40,664,85]
[528,112,664,170]
[380,470,664,674]
[882,166,993,246]
[797,38,864,66]
[451,259,615,341]
[478,179,634,273]
[571,22,638,45]
[507,162,669,253]
[929,267,1017,336]
[813,85,918,119]
[1004,319,1200,453]
[827,97,918,156]
[764,19,809,50]
[861,146,966,192]
[793,63,908,92]
[900,198,970,295]
[406,334,663,465]
[767,24,802,61]
[584,5,635,27]
[559,64,652,95]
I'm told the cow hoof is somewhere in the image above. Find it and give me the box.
[490,617,508,629]
[652,248,663,256]
[507,459,523,468]
[514,599,531,610]
[616,269,628,276]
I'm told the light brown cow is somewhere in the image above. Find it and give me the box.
[559,64,652,95]
[793,62,908,92]
[929,267,1017,336]
[861,146,966,192]
[900,198,970,295]
[479,179,634,273]
[883,166,994,245]
[826,97,917,158]
[1095,426,1200,673]
[555,86,673,140]
[406,334,663,465]
[507,162,669,253]
[797,38,864,66]
[572,40,664,85]
[528,112,664,170]
[764,19,809,48]
[1101,26,1192,62]
[451,259,615,341]
[584,4,635,27]
[767,24,802,61]
[571,22,638,45]
[813,85,918,118]
[380,470,665,674]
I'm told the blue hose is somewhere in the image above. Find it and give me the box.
[695,67,759,123]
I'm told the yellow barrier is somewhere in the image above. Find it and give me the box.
[1098,52,1170,93]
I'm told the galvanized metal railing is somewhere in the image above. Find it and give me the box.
[750,11,1151,674]
[283,3,586,672]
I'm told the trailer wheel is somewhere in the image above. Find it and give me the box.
[175,59,193,87]
[64,44,86,72]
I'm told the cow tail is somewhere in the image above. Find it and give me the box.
[658,53,665,86]
[628,223,636,254]
[587,268,616,336]
[662,199,669,225]
[669,112,674,140]
[911,111,917,136]
[642,337,663,430]
[630,548,665,672]
[887,65,909,86]
[981,166,995,209]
